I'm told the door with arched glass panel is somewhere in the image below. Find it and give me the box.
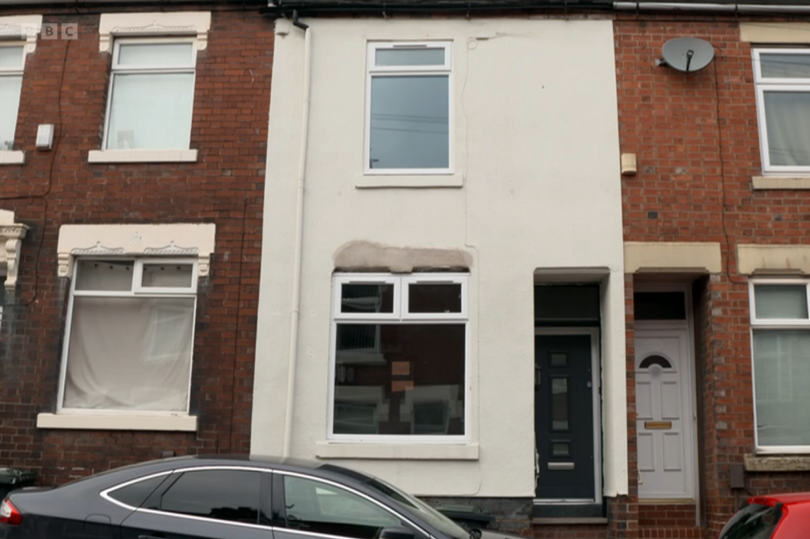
[635,329,695,500]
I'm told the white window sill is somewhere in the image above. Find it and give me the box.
[37,412,197,431]
[355,174,463,189]
[745,453,810,472]
[0,151,25,165]
[88,149,198,164]
[752,176,810,190]
[315,441,478,460]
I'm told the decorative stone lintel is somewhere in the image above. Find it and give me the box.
[0,15,43,55]
[98,12,211,53]
[744,454,810,472]
[57,223,215,279]
[0,209,29,291]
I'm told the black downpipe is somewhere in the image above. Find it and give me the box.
[292,9,309,30]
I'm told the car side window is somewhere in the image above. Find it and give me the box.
[155,470,262,524]
[282,475,403,539]
[108,474,170,508]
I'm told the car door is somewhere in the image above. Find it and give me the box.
[271,472,419,539]
[118,467,274,539]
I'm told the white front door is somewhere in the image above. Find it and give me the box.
[635,328,695,500]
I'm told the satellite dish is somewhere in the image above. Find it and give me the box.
[658,37,715,73]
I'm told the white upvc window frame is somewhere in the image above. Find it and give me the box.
[101,37,197,151]
[57,257,199,416]
[753,48,810,175]
[0,41,26,152]
[329,272,469,443]
[364,41,453,176]
[749,278,810,453]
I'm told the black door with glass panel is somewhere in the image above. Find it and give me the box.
[535,335,595,500]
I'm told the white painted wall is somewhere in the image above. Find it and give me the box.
[253,16,628,497]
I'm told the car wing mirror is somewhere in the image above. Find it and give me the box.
[378,527,415,539]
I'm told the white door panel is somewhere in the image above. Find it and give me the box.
[635,329,695,500]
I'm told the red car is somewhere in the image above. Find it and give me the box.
[719,493,810,539]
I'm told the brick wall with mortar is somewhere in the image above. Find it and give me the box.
[617,14,810,538]
[0,5,272,485]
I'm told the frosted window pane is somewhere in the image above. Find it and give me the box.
[63,297,194,411]
[75,260,134,291]
[754,285,808,319]
[753,330,810,446]
[106,73,194,150]
[0,46,23,68]
[0,75,22,150]
[763,91,810,167]
[142,264,193,288]
[369,75,449,169]
[375,48,444,67]
[760,54,810,79]
[118,43,193,67]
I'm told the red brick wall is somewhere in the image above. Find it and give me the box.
[0,6,272,485]
[616,14,810,537]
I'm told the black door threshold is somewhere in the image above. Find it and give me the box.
[532,502,604,519]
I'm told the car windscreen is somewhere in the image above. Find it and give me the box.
[718,503,782,539]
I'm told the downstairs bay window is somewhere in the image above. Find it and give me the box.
[59,259,197,413]
[750,280,810,452]
[330,274,467,440]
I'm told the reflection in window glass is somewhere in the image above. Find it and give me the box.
[109,475,169,508]
[552,442,570,457]
[376,48,444,67]
[341,284,394,314]
[551,377,569,431]
[75,260,134,291]
[142,264,193,288]
[283,476,402,538]
[369,75,449,170]
[760,54,810,79]
[408,283,461,313]
[763,91,810,167]
[158,470,260,524]
[334,324,465,435]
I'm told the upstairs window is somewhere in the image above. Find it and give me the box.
[104,39,196,150]
[366,42,451,174]
[0,44,25,151]
[753,49,810,174]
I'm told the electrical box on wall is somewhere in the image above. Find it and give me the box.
[36,124,54,150]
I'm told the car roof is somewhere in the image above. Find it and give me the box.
[749,493,810,506]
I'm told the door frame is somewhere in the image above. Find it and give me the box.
[533,327,602,505]
[634,282,699,513]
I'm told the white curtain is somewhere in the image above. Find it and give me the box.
[764,91,810,167]
[106,73,194,150]
[0,75,22,150]
[63,296,194,411]
[753,330,810,446]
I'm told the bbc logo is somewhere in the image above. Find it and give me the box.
[42,23,78,40]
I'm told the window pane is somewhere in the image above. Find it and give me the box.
[341,284,394,314]
[106,73,194,150]
[763,91,810,167]
[551,377,569,431]
[158,470,260,524]
[552,442,570,457]
[534,285,600,323]
[0,46,23,68]
[109,475,169,508]
[375,48,445,67]
[0,75,22,151]
[75,260,134,291]
[334,324,465,435]
[760,53,810,79]
[753,330,810,446]
[754,285,808,319]
[63,297,194,411]
[370,75,449,170]
[142,264,193,289]
[408,283,461,313]
[117,42,194,67]
[283,475,401,537]
[634,292,686,320]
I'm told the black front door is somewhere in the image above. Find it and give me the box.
[535,335,595,500]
